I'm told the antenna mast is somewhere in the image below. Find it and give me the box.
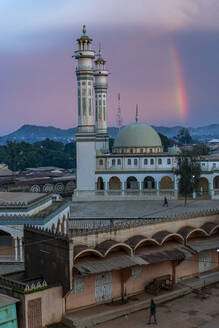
[116,93,123,128]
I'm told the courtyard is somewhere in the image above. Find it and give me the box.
[97,283,219,328]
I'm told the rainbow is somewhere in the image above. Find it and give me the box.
[171,43,188,121]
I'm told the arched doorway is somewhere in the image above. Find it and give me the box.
[213,176,219,189]
[197,177,209,196]
[143,176,155,189]
[109,176,121,190]
[160,176,174,190]
[97,177,104,190]
[126,176,138,189]
[0,230,13,259]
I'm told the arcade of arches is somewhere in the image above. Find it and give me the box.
[0,213,69,262]
[96,175,175,192]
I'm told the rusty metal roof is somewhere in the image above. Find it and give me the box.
[75,255,147,275]
[188,238,219,252]
[74,246,193,275]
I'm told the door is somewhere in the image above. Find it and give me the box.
[95,272,112,303]
[199,250,212,273]
[27,298,42,328]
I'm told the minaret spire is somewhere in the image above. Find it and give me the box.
[136,104,139,123]
[94,43,109,153]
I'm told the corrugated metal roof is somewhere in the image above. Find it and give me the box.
[188,239,219,252]
[0,294,19,308]
[75,246,193,275]
[75,255,148,275]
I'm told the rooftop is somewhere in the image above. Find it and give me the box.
[0,192,47,207]
[0,293,18,307]
[70,199,219,219]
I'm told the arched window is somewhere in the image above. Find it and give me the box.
[167,158,171,165]
[150,158,154,165]
[112,159,116,166]
[99,159,103,166]
[117,159,121,165]
[158,158,162,165]
[128,159,131,165]
[144,159,148,165]
[134,159,138,165]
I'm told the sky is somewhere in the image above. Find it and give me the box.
[1,0,219,135]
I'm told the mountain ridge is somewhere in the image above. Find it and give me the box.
[1,123,219,144]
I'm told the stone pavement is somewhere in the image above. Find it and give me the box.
[63,271,219,328]
[70,199,219,218]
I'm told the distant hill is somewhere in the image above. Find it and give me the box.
[1,123,219,145]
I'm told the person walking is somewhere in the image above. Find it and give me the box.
[147,299,157,325]
[162,196,168,207]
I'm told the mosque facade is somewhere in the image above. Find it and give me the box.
[73,26,219,200]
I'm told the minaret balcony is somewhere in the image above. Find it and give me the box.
[94,82,108,88]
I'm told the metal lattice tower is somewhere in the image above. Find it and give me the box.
[116,93,123,128]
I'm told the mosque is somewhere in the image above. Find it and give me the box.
[73,26,219,200]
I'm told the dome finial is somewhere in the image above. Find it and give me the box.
[136,104,139,123]
[83,24,86,35]
[98,43,102,57]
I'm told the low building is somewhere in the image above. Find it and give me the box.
[0,192,70,262]
[0,293,19,328]
[0,167,76,196]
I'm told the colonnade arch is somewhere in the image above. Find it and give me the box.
[197,177,209,194]
[143,176,155,189]
[126,176,138,189]
[213,176,219,189]
[160,176,174,190]
[109,176,121,190]
[97,177,104,190]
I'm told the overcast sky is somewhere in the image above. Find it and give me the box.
[1,0,219,135]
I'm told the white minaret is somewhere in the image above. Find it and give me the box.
[73,25,96,197]
[94,44,109,153]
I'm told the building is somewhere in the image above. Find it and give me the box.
[0,167,76,196]
[0,192,70,262]
[0,293,19,328]
[73,26,219,200]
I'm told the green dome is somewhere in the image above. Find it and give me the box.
[114,123,162,148]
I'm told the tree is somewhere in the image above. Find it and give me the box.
[175,151,201,205]
[177,128,192,145]
[192,143,210,156]
[159,133,170,152]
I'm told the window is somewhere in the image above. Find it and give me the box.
[82,89,86,96]
[89,98,92,115]
[112,159,116,166]
[99,159,103,166]
[144,158,148,165]
[150,159,154,165]
[167,158,171,165]
[130,149,133,154]
[117,159,121,165]
[134,159,138,165]
[158,158,162,165]
[82,81,86,86]
[88,82,91,86]
[82,98,86,115]
[128,159,131,165]
[150,149,152,153]
[89,89,91,96]
[140,148,143,153]
[213,163,216,168]
[202,163,205,166]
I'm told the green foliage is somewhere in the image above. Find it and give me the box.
[192,143,210,156]
[109,138,114,153]
[175,150,201,205]
[177,128,192,145]
[0,140,76,171]
[13,286,48,294]
[158,133,170,152]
